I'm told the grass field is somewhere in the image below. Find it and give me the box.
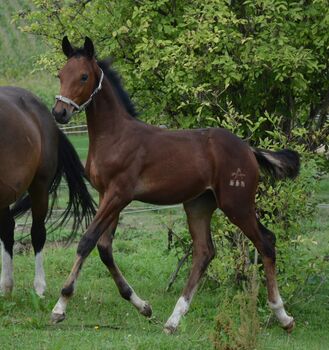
[1,158,328,349]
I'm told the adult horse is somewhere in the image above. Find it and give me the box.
[51,36,299,333]
[0,86,96,297]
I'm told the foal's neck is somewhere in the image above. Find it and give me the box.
[85,76,132,143]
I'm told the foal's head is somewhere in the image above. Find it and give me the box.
[52,36,100,124]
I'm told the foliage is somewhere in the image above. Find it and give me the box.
[212,270,260,350]
[0,1,45,79]
[15,0,329,148]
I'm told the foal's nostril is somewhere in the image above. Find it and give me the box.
[62,109,67,117]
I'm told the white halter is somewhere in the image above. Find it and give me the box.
[55,69,104,114]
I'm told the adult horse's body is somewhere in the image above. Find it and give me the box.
[51,37,299,333]
[0,86,95,297]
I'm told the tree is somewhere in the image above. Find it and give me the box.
[17,0,328,148]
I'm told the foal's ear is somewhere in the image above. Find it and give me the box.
[62,36,74,58]
[84,36,95,59]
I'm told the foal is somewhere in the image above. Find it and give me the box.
[51,36,299,333]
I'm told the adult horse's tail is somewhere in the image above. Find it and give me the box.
[251,147,300,180]
[11,129,96,242]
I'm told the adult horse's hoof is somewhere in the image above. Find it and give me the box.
[283,319,295,334]
[0,281,14,295]
[51,312,66,324]
[140,303,152,318]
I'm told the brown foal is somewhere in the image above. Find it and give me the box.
[51,37,299,333]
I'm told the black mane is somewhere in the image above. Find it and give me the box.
[98,60,138,118]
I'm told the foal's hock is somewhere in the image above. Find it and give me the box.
[51,36,299,334]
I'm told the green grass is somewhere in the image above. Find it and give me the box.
[1,216,217,350]
[68,134,89,161]
[1,176,328,349]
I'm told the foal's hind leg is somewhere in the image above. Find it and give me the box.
[29,183,49,297]
[0,207,15,294]
[97,218,152,317]
[164,191,217,333]
[222,205,294,332]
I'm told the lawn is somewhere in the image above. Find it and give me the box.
[1,172,328,349]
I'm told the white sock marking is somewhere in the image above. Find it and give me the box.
[0,240,13,293]
[34,252,46,297]
[268,295,293,327]
[52,296,68,315]
[165,296,190,331]
[130,291,147,312]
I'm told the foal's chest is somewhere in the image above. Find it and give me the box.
[85,157,103,192]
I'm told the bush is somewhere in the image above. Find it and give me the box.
[15,0,329,148]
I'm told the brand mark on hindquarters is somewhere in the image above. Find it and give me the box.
[229,168,246,187]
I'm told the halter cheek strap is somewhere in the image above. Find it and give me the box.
[55,68,104,115]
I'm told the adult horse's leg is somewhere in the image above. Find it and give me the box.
[51,191,129,323]
[0,207,15,294]
[164,191,217,333]
[29,183,49,297]
[222,204,294,332]
[97,220,152,317]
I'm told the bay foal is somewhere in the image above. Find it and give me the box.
[51,36,298,333]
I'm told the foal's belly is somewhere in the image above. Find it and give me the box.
[133,173,210,205]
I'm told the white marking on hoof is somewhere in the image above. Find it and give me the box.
[34,252,46,297]
[51,312,66,324]
[0,242,13,295]
[283,318,295,333]
[130,292,152,317]
[268,297,294,328]
[164,324,176,334]
[52,296,68,323]
[34,280,46,298]
[164,296,190,333]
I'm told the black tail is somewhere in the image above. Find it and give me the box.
[251,147,300,180]
[11,129,96,242]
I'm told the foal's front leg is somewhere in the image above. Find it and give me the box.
[51,192,128,323]
[97,223,152,317]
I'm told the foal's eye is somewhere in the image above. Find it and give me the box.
[81,74,88,82]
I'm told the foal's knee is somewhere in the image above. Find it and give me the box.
[77,235,98,258]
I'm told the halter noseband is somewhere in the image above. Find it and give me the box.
[55,68,104,115]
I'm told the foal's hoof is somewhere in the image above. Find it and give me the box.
[283,319,295,334]
[140,303,152,318]
[51,312,66,324]
[163,324,176,335]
